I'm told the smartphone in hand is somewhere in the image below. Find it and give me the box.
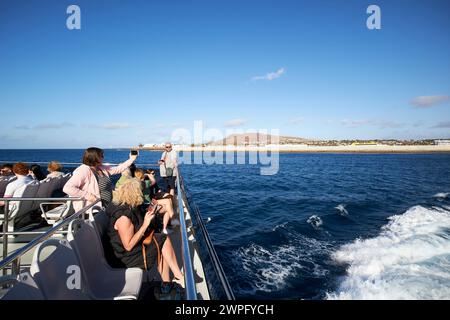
[130,150,139,156]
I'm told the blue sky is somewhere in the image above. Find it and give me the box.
[0,0,449,148]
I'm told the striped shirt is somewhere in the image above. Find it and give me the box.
[93,171,113,207]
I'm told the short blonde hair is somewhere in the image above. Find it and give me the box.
[112,178,144,208]
[48,161,62,172]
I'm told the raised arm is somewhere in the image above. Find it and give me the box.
[103,154,136,176]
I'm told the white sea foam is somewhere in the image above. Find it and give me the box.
[327,205,450,300]
[231,235,331,294]
[335,204,349,216]
[307,215,323,229]
[272,221,289,232]
[433,192,449,199]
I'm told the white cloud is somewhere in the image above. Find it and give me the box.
[340,119,372,128]
[101,123,132,130]
[341,119,405,129]
[412,120,426,127]
[34,122,74,130]
[14,125,30,130]
[224,118,247,127]
[13,123,74,130]
[251,68,285,81]
[410,95,450,108]
[153,123,166,129]
[288,117,304,125]
[432,121,450,129]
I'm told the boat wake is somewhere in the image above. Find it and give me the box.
[228,233,331,295]
[434,192,449,200]
[327,204,450,300]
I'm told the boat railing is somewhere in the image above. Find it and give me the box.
[0,197,88,276]
[179,174,235,300]
[175,169,197,300]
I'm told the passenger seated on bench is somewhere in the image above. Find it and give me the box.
[115,164,136,190]
[0,163,14,177]
[0,163,33,207]
[47,161,64,178]
[107,179,185,289]
[134,168,179,235]
[29,164,46,181]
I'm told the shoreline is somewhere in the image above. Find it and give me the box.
[139,145,450,154]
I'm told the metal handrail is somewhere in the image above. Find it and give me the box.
[0,161,162,166]
[0,199,100,273]
[0,197,80,201]
[1,197,84,275]
[179,175,235,300]
[176,169,197,300]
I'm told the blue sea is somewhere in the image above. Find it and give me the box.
[1,150,450,300]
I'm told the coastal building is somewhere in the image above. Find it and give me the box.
[435,139,450,146]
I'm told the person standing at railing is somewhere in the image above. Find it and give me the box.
[158,142,178,197]
[63,147,137,212]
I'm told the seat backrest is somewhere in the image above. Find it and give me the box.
[48,176,62,195]
[0,272,44,300]
[93,210,109,240]
[9,180,40,219]
[59,173,72,190]
[0,176,17,198]
[68,219,134,297]
[67,220,108,279]
[30,238,90,300]
[36,178,53,198]
[92,211,126,268]
[31,178,53,210]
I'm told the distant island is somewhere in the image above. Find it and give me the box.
[137,134,450,153]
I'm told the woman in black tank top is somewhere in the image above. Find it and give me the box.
[107,178,185,289]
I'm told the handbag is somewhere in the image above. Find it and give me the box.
[142,230,162,271]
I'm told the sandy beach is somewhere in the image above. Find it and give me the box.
[140,145,450,153]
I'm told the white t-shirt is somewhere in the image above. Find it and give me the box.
[4,175,34,197]
[160,150,178,177]
[47,171,64,179]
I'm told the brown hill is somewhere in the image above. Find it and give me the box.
[207,133,315,146]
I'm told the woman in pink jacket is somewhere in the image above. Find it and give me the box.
[63,147,137,212]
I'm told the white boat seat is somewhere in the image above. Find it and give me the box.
[40,199,74,225]
[67,219,142,300]
[30,238,91,300]
[0,272,44,300]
